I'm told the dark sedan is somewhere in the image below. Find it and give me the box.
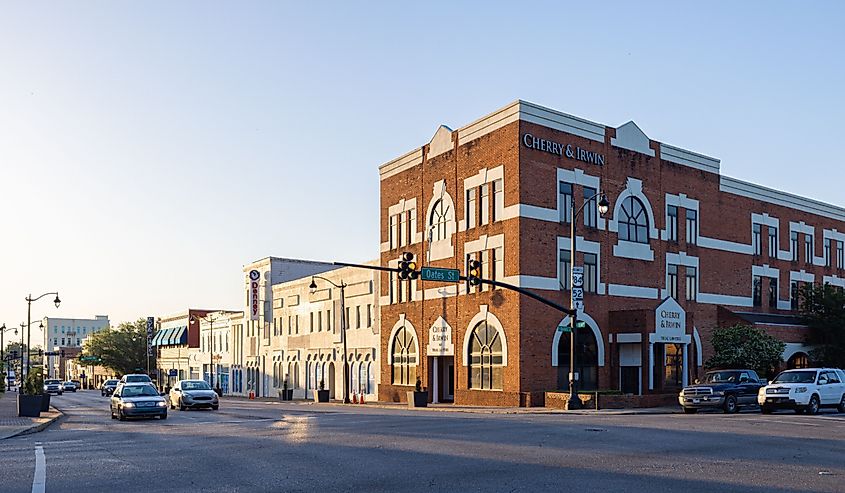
[110,383,167,420]
[101,379,119,396]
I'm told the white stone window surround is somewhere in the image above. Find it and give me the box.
[608,177,658,262]
[551,312,605,367]
[557,168,606,230]
[661,193,699,242]
[789,221,824,266]
[380,257,419,306]
[425,180,457,262]
[557,235,605,295]
[661,252,699,300]
[823,274,845,288]
[386,314,420,365]
[751,264,789,310]
[380,198,421,253]
[459,165,506,232]
[822,229,845,267]
[460,305,508,367]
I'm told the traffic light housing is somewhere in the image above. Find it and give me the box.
[398,252,418,280]
[467,257,482,287]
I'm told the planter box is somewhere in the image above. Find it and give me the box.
[281,389,293,400]
[40,393,51,412]
[17,394,43,417]
[407,390,428,408]
[314,389,330,403]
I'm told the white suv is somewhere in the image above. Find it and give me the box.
[758,368,845,414]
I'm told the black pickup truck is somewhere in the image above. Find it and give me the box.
[679,369,766,414]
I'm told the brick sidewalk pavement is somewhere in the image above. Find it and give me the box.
[0,391,62,439]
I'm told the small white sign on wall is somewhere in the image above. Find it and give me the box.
[427,317,454,356]
[654,297,687,343]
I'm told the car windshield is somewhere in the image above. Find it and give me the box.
[106,380,118,385]
[182,381,211,391]
[772,371,817,384]
[702,371,741,383]
[120,385,159,397]
[126,375,151,382]
[45,380,61,385]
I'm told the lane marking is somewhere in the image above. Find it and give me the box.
[32,444,46,493]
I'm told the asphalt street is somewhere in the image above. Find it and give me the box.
[1,391,843,492]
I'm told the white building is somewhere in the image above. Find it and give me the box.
[187,310,242,394]
[42,315,109,379]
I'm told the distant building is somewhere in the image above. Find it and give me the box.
[42,315,109,379]
[188,310,243,394]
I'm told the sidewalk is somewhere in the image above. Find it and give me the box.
[221,395,680,416]
[0,392,63,440]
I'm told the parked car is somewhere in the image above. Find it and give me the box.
[758,368,845,414]
[119,374,153,385]
[110,383,167,420]
[62,381,77,392]
[169,379,219,411]
[71,380,81,390]
[44,379,63,395]
[101,379,119,396]
[679,369,765,414]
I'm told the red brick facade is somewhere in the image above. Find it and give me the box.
[378,101,842,406]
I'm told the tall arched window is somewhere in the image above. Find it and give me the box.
[618,196,649,243]
[351,361,359,394]
[468,322,503,390]
[366,361,375,394]
[557,326,599,391]
[429,199,449,242]
[391,326,417,385]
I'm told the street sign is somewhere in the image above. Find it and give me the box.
[420,267,460,282]
[80,356,98,362]
[572,266,584,287]
[556,325,571,333]
[168,369,178,377]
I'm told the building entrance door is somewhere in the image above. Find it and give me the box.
[430,356,455,403]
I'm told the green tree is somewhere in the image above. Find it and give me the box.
[799,283,845,367]
[79,319,156,376]
[705,324,786,378]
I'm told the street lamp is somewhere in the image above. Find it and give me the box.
[566,191,611,410]
[1,323,18,380]
[309,275,350,404]
[190,313,221,394]
[25,291,60,380]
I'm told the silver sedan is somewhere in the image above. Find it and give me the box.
[169,380,219,411]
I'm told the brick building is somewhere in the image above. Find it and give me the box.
[378,100,843,406]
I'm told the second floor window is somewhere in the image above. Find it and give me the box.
[618,196,649,244]
[838,241,844,269]
[768,227,778,258]
[583,187,597,228]
[584,253,598,293]
[752,223,762,256]
[768,277,778,309]
[685,209,697,245]
[559,182,573,223]
[480,183,490,225]
[667,205,678,241]
[667,264,678,299]
[466,188,477,229]
[685,266,697,301]
[492,179,504,222]
[825,239,833,267]
[805,234,814,264]
[429,199,448,242]
[791,231,799,261]
[560,249,571,290]
[791,281,799,310]
[753,276,762,307]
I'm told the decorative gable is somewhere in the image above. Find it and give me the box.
[612,121,655,157]
[428,125,454,160]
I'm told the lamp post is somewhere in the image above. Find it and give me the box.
[309,275,349,404]
[190,313,220,393]
[1,324,18,382]
[565,191,610,410]
[25,292,60,381]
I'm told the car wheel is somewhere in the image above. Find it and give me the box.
[179,399,186,412]
[838,394,845,413]
[118,408,126,421]
[806,395,820,415]
[212,405,219,411]
[723,395,738,414]
[160,413,168,420]
[761,406,773,414]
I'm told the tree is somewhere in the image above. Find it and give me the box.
[799,283,845,368]
[79,319,156,376]
[705,324,786,378]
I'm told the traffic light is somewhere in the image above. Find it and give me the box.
[398,252,418,280]
[467,257,482,288]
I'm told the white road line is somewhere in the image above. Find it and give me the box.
[32,444,46,493]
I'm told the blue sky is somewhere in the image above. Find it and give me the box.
[1,2,843,334]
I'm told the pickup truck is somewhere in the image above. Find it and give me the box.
[679,369,766,414]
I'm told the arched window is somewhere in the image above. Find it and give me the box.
[618,196,649,243]
[557,327,599,391]
[366,361,375,394]
[351,361,359,394]
[391,326,417,385]
[358,363,365,394]
[429,199,449,242]
[468,322,503,390]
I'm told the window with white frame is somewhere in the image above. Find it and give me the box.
[805,233,813,264]
[685,266,697,301]
[824,239,833,267]
[752,223,762,256]
[667,264,678,299]
[466,188,477,229]
[791,231,799,261]
[492,179,504,222]
[480,183,490,225]
[791,280,800,310]
[686,209,697,245]
[559,182,573,223]
[481,250,490,292]
[618,196,649,244]
[493,247,504,285]
[391,326,417,386]
[768,277,778,308]
[366,305,372,327]
[468,322,503,390]
[317,312,322,332]
[398,211,407,247]
[583,187,597,228]
[355,306,361,329]
[429,199,449,242]
[389,214,398,249]
[667,205,678,241]
[838,241,844,270]
[584,253,597,293]
[768,226,778,258]
[560,249,571,290]
[753,276,762,307]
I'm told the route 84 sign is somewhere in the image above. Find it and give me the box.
[572,267,584,288]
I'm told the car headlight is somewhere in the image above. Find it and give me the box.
[794,387,808,393]
[712,391,724,396]
[123,402,135,408]
[758,388,766,395]
[156,401,167,407]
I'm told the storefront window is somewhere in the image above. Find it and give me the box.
[663,344,683,389]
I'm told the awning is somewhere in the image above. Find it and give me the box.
[151,329,170,347]
[168,326,187,345]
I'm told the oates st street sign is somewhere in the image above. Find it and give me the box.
[420,267,460,282]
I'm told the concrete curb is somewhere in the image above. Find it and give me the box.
[1,407,64,440]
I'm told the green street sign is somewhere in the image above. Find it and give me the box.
[80,356,99,362]
[420,267,460,283]
[556,321,586,333]
[556,325,571,333]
